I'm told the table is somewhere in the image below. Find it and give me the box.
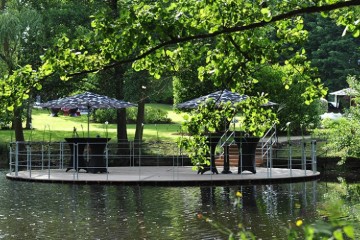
[65,138,111,173]
[235,136,260,174]
[197,133,223,174]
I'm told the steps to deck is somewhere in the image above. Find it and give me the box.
[215,144,264,167]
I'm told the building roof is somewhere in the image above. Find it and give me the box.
[329,88,357,96]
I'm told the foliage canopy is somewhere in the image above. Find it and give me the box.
[0,0,359,142]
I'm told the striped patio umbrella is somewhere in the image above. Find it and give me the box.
[41,92,137,136]
[176,89,248,109]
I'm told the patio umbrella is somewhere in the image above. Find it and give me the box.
[176,89,248,109]
[40,91,137,136]
[176,89,277,109]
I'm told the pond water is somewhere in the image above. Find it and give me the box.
[0,171,359,239]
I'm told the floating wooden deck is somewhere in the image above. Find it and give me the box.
[6,166,320,186]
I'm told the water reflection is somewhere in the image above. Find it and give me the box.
[0,172,357,239]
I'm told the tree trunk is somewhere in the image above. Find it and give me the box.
[25,100,32,129]
[134,101,145,142]
[13,107,25,142]
[114,64,130,165]
[116,108,128,141]
[104,0,131,165]
[110,0,128,143]
[134,84,147,142]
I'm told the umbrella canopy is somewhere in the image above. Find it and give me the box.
[41,91,137,109]
[40,92,137,136]
[176,89,248,109]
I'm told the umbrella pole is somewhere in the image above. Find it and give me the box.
[87,106,90,138]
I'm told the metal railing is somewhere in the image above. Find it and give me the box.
[8,140,187,179]
[260,123,278,161]
[8,138,318,181]
[219,129,235,148]
[264,139,318,178]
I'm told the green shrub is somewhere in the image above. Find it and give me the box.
[314,76,360,162]
[92,109,117,123]
[93,107,171,124]
[144,107,171,124]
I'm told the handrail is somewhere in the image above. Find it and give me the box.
[263,123,277,141]
[261,123,278,160]
[219,129,235,148]
[8,138,319,180]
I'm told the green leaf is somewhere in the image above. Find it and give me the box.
[343,226,354,239]
[321,12,328,18]
[260,8,270,15]
[60,75,70,81]
[34,83,42,91]
[333,229,343,240]
[40,61,54,76]
[261,8,272,22]
[353,29,360,38]
[154,72,161,79]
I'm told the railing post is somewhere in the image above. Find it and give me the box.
[58,142,63,169]
[289,141,292,177]
[26,143,32,178]
[311,140,317,174]
[301,142,307,176]
[267,144,273,178]
[76,143,80,180]
[15,142,19,177]
[9,143,13,175]
[41,143,45,170]
[48,143,51,179]
[138,140,142,180]
[61,141,65,169]
[105,143,109,180]
[239,137,243,175]
[131,141,135,167]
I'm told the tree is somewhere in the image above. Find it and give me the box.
[39,1,359,99]
[305,14,360,92]
[173,59,219,106]
[1,0,360,142]
[252,64,324,134]
[178,96,277,168]
[25,0,106,102]
[0,0,44,141]
[123,69,148,142]
[0,0,109,141]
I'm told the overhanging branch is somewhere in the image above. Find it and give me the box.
[68,0,360,78]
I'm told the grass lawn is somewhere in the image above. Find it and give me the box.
[0,104,187,143]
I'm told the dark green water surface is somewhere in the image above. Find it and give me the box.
[0,171,359,239]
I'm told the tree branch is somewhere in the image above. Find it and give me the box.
[67,0,360,78]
